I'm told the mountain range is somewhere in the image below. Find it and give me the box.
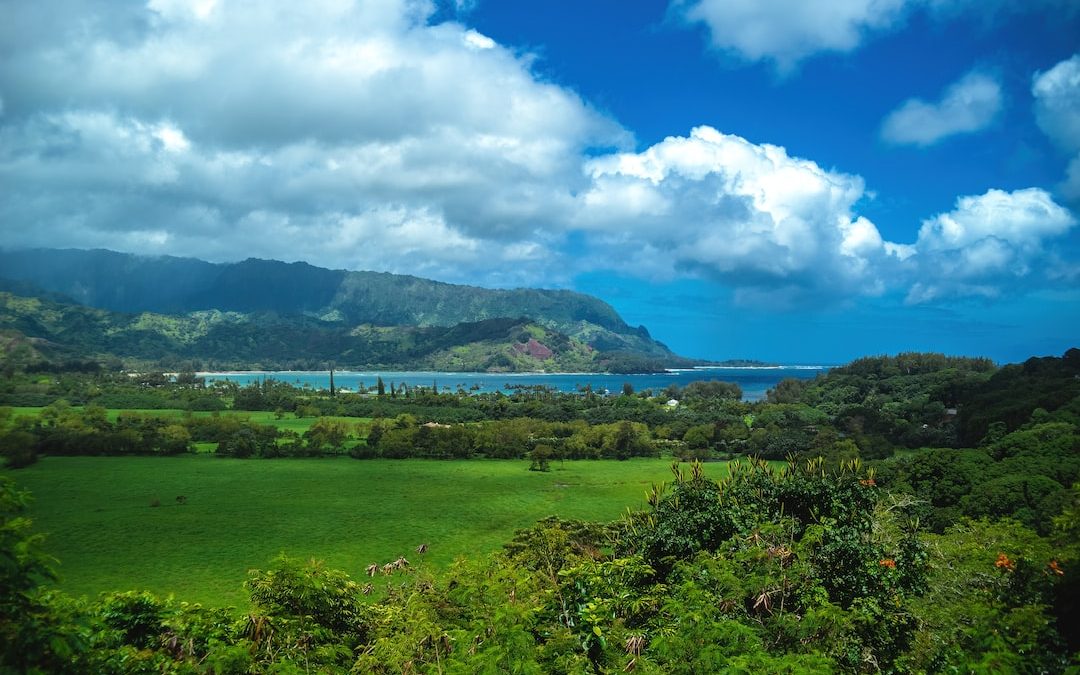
[0,248,698,373]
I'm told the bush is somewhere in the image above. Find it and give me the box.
[0,431,38,468]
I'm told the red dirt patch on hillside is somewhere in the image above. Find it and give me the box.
[511,338,553,359]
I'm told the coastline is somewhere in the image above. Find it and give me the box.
[195,367,828,401]
[197,365,832,377]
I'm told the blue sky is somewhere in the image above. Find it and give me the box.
[0,0,1078,363]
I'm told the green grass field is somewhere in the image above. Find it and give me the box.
[6,455,733,607]
[9,406,368,435]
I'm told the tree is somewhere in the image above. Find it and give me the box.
[682,380,743,401]
[0,430,38,469]
[377,376,386,397]
[244,556,369,669]
[529,444,554,472]
[175,370,204,387]
[611,421,645,460]
[218,428,259,458]
[682,424,713,449]
[378,426,419,458]
[962,474,1067,534]
[304,418,351,453]
[0,478,82,671]
[365,422,384,449]
[159,424,192,455]
[232,383,265,410]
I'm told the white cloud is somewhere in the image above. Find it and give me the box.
[153,123,191,153]
[575,126,901,301]
[1034,54,1080,152]
[671,0,1075,71]
[881,71,1002,146]
[1033,53,1080,201]
[463,29,496,50]
[0,0,624,285]
[672,0,911,71]
[572,127,1076,305]
[904,188,1077,302]
[0,0,1075,308]
[147,0,220,22]
[915,188,1074,250]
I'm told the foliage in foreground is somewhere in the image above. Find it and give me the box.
[2,459,1076,673]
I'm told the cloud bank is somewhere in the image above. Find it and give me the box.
[0,0,623,284]
[573,127,1075,305]
[0,0,1075,308]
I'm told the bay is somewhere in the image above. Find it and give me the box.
[200,366,831,401]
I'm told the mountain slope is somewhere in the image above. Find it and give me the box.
[0,290,690,372]
[0,249,655,353]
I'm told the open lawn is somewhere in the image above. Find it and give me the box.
[6,456,733,607]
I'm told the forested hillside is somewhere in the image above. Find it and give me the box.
[0,290,686,373]
[0,248,665,354]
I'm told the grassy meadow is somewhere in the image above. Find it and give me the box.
[6,454,734,607]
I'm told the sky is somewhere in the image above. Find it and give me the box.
[0,0,1078,364]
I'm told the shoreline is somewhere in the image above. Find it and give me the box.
[196,365,832,377]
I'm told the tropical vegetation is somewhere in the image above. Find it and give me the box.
[0,346,1077,671]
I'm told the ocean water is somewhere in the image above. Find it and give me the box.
[199,366,831,402]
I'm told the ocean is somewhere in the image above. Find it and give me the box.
[199,366,831,402]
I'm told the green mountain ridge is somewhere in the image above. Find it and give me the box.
[0,248,652,339]
[0,248,705,371]
[0,289,695,373]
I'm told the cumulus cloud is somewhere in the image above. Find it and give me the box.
[671,0,909,71]
[571,127,1076,305]
[0,0,1075,308]
[670,0,1075,71]
[1033,53,1080,201]
[0,0,622,284]
[881,71,1002,146]
[1033,54,1080,151]
[904,188,1077,302]
[574,126,903,303]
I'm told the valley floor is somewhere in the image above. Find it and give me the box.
[6,455,733,606]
